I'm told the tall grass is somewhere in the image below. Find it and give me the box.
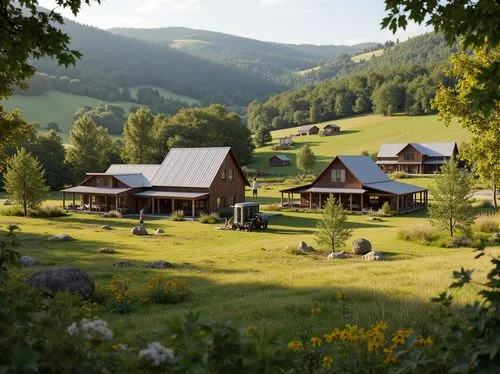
[398,224,439,243]
[473,214,499,233]
[171,210,185,221]
[199,213,220,224]
[1,206,68,218]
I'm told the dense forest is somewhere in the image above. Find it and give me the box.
[247,33,457,131]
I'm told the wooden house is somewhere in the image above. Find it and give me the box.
[278,136,293,146]
[376,142,458,174]
[280,155,428,213]
[296,125,319,136]
[61,147,249,217]
[323,124,340,136]
[268,154,291,167]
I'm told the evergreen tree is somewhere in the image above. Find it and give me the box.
[0,108,35,171]
[315,195,353,253]
[429,159,476,237]
[3,148,49,216]
[296,144,316,176]
[66,115,113,183]
[122,108,156,163]
[253,125,272,147]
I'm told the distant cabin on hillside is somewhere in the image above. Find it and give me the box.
[296,125,319,136]
[269,154,291,167]
[61,147,249,217]
[323,124,340,136]
[278,136,293,146]
[376,142,459,174]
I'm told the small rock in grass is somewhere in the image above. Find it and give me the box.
[363,251,385,261]
[327,251,348,259]
[154,228,165,235]
[101,225,112,230]
[113,260,134,268]
[27,267,94,299]
[297,241,312,252]
[491,232,500,244]
[131,226,148,236]
[352,238,372,255]
[369,217,383,222]
[48,234,74,242]
[97,247,116,254]
[3,200,12,206]
[19,255,40,266]
[145,261,174,269]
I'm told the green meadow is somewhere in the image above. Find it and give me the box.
[248,114,468,176]
[126,85,201,105]
[1,185,498,345]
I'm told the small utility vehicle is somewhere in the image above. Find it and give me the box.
[232,202,269,231]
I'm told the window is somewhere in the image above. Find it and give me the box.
[228,168,234,181]
[331,169,345,183]
[369,196,378,204]
[216,197,226,209]
[404,153,415,161]
[221,169,226,180]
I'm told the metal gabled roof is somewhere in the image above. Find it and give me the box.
[113,174,152,188]
[365,181,427,195]
[271,154,291,162]
[338,156,391,184]
[62,186,132,195]
[106,164,160,182]
[298,125,318,131]
[377,142,457,158]
[134,191,209,199]
[151,147,248,188]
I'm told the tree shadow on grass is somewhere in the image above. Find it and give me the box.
[50,214,166,229]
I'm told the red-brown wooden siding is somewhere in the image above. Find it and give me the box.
[208,153,246,212]
[313,158,362,189]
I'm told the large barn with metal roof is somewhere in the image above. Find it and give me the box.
[376,142,458,174]
[280,155,428,213]
[61,147,249,216]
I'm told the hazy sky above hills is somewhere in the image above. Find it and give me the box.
[39,0,430,45]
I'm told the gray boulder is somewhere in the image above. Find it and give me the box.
[101,225,112,230]
[3,199,12,206]
[97,247,116,254]
[131,226,148,236]
[48,234,74,242]
[491,232,500,244]
[27,268,94,299]
[352,238,372,255]
[19,255,40,267]
[369,217,383,222]
[145,261,174,269]
[363,251,386,261]
[154,228,165,235]
[113,260,134,268]
[327,251,348,259]
[297,241,312,252]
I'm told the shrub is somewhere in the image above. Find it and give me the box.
[378,201,393,217]
[107,276,133,314]
[1,206,68,217]
[199,212,220,224]
[171,210,185,221]
[473,214,499,233]
[474,199,494,209]
[262,204,282,211]
[391,171,409,179]
[102,210,122,218]
[146,276,188,304]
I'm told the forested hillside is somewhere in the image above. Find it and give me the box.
[247,33,457,132]
[19,19,284,107]
[109,27,377,81]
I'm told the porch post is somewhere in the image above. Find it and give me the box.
[104,195,108,212]
[349,194,353,211]
[281,193,284,207]
[89,195,92,211]
[157,198,160,214]
[319,194,322,209]
[72,194,75,209]
[396,195,399,212]
[291,193,294,208]
[62,192,66,209]
[309,193,312,209]
[171,198,175,214]
[151,198,155,215]
[192,199,195,218]
[360,193,364,211]
[115,196,118,211]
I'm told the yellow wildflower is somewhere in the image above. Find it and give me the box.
[287,340,304,351]
[246,325,257,336]
[322,355,333,368]
[310,337,322,347]
[383,346,397,365]
[416,336,433,347]
[391,328,414,346]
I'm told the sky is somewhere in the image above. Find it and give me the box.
[39,0,431,45]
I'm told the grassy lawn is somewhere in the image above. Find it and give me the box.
[2,90,139,140]
[126,85,201,105]
[351,49,384,62]
[2,186,498,346]
[249,114,468,177]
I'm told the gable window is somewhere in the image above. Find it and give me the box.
[331,169,346,183]
[404,153,415,161]
[228,168,234,181]
[221,169,226,181]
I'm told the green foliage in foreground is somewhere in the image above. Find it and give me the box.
[1,224,498,373]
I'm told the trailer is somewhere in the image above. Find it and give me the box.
[232,202,269,231]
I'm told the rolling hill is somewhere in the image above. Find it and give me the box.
[248,114,467,176]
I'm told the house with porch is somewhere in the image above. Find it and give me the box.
[376,142,458,174]
[280,155,428,213]
[61,147,249,217]
[296,125,319,136]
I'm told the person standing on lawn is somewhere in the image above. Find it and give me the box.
[252,177,259,199]
[139,208,145,226]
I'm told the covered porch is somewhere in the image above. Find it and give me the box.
[133,191,209,217]
[61,186,134,213]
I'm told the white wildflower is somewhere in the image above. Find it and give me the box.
[66,319,113,341]
[139,342,174,366]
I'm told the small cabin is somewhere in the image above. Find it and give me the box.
[279,136,293,146]
[323,124,340,136]
[296,125,319,136]
[269,154,291,167]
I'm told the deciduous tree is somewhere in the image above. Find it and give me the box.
[296,144,316,176]
[122,108,156,163]
[0,108,35,171]
[429,159,475,237]
[315,195,353,253]
[3,148,49,216]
